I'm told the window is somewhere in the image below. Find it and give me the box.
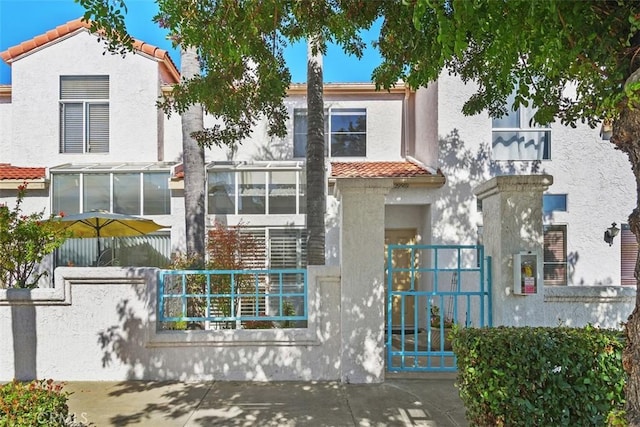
[59,76,109,153]
[293,108,366,157]
[621,224,638,286]
[492,94,550,161]
[207,167,306,215]
[543,194,567,215]
[237,227,307,322]
[83,173,110,212]
[543,225,567,285]
[113,173,140,214]
[52,171,170,215]
[144,174,171,215]
[239,171,266,215]
[52,174,80,215]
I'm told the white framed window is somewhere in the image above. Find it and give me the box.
[543,225,567,285]
[237,227,307,321]
[51,171,170,216]
[491,94,550,161]
[293,108,366,157]
[59,75,109,153]
[207,167,306,215]
[621,224,638,286]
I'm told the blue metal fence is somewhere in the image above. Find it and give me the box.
[386,244,492,372]
[158,268,307,328]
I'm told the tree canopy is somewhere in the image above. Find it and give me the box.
[371,1,640,129]
[78,0,378,149]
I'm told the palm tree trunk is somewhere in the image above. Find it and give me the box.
[181,46,206,266]
[306,38,326,266]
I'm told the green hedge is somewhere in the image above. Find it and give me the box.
[452,326,626,426]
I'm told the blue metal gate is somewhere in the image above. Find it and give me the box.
[386,244,492,372]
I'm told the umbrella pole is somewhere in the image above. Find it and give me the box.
[96,228,101,266]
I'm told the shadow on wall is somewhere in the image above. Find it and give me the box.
[94,266,342,380]
[434,128,542,247]
[12,305,37,381]
[251,134,292,161]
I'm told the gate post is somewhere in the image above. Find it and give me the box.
[334,178,393,383]
[474,175,553,326]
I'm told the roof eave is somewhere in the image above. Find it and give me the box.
[0,179,48,190]
[288,83,410,96]
[328,175,446,189]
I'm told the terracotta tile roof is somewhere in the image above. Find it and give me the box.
[0,18,179,84]
[0,163,46,180]
[330,161,442,178]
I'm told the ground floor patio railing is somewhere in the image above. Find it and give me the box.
[157,268,307,329]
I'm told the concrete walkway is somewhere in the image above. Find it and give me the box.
[65,375,468,426]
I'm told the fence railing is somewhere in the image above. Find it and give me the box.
[158,268,307,329]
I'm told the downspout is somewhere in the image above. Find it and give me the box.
[403,85,411,158]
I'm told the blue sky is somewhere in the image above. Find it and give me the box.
[0,0,382,85]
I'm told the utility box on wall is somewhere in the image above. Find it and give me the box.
[513,251,539,295]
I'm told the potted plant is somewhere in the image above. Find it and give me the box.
[430,305,454,350]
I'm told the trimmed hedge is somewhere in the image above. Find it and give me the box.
[0,379,80,426]
[452,326,626,426]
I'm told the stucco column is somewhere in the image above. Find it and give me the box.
[474,175,553,326]
[334,178,393,383]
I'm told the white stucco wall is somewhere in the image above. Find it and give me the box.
[412,84,439,169]
[201,90,406,164]
[435,72,636,287]
[0,101,11,163]
[9,30,163,166]
[0,266,346,382]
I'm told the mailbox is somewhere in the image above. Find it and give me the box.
[513,251,539,295]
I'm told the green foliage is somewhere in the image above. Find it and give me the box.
[76,0,379,149]
[372,1,640,127]
[607,408,629,427]
[0,379,75,427]
[452,326,626,426]
[0,185,69,289]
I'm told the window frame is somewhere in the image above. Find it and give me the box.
[59,75,110,154]
[621,224,638,286]
[543,194,568,215]
[491,95,551,161]
[51,171,171,216]
[543,224,568,286]
[207,166,305,216]
[293,107,367,158]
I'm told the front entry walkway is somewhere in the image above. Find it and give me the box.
[65,378,468,426]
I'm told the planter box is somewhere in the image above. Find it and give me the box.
[430,327,453,351]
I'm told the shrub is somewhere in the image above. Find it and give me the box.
[452,325,625,426]
[0,184,69,288]
[0,379,74,426]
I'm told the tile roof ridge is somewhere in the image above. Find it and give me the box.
[0,17,179,83]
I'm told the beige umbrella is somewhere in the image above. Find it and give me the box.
[50,210,169,264]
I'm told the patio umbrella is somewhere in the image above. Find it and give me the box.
[49,210,169,264]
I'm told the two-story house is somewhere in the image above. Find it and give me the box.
[0,18,636,295]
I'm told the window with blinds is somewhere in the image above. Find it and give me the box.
[543,225,567,285]
[621,224,638,286]
[59,75,109,153]
[235,228,307,318]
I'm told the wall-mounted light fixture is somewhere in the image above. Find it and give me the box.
[604,222,620,246]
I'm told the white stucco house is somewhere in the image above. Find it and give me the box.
[1,18,634,289]
[0,17,637,382]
